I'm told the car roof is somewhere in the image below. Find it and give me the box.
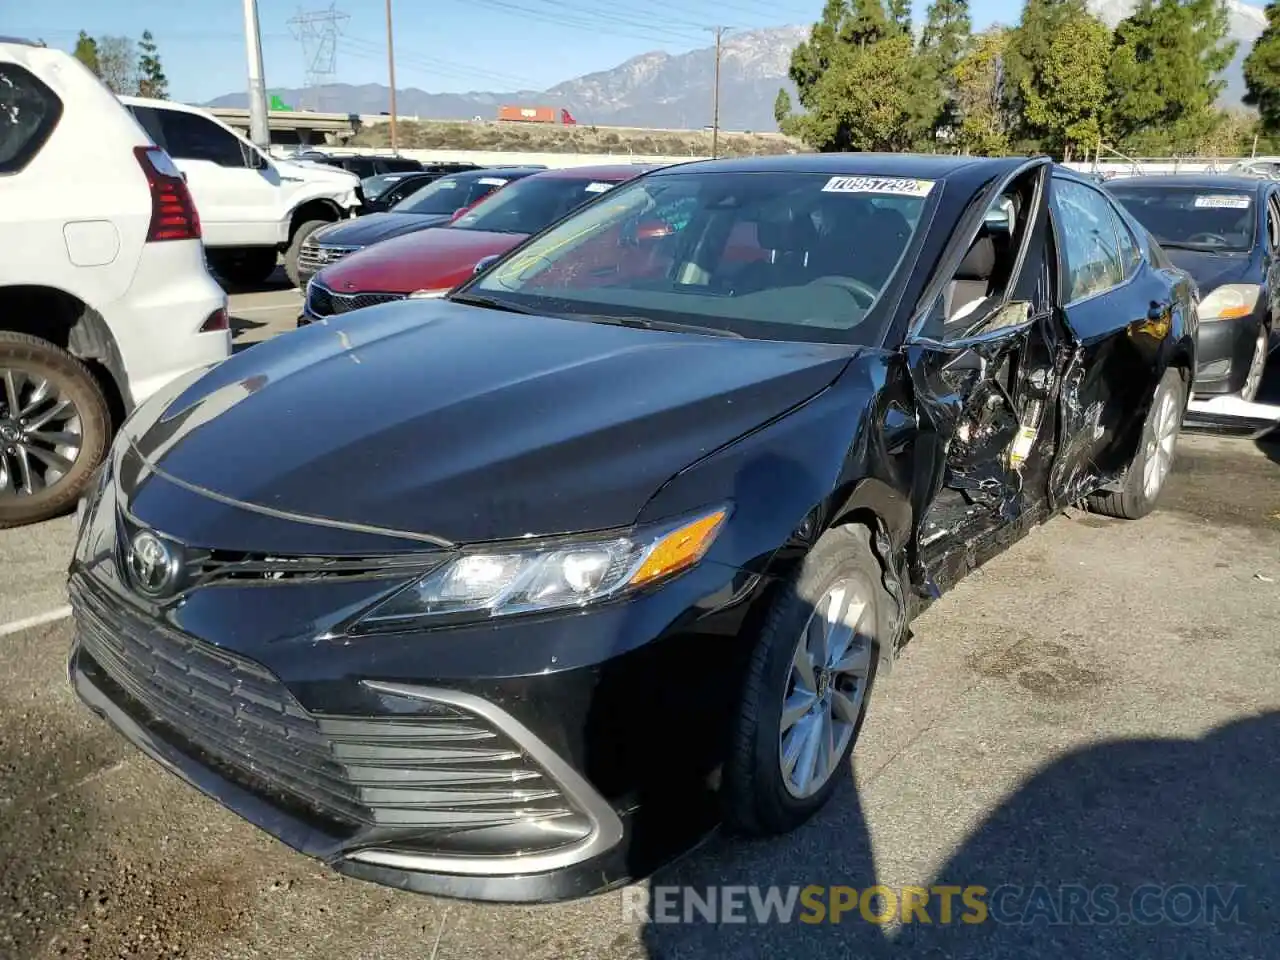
[532,163,662,181]
[460,167,545,180]
[1105,174,1269,193]
[654,152,1026,182]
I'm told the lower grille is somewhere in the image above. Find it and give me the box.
[70,576,579,840]
[307,283,405,318]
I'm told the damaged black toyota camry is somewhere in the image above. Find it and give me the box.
[68,154,1196,904]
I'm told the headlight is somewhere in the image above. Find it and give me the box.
[407,288,450,299]
[351,506,729,631]
[1198,283,1260,320]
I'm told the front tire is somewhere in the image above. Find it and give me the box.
[723,524,885,836]
[0,332,111,528]
[1240,323,1270,403]
[284,220,331,289]
[1087,366,1185,520]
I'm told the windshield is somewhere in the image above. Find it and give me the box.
[1109,186,1256,252]
[463,171,933,343]
[453,176,622,234]
[394,175,510,215]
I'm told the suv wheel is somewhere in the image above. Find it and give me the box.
[207,247,278,287]
[723,524,885,835]
[0,332,111,528]
[285,220,332,289]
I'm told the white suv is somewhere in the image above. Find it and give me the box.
[0,38,231,527]
[119,97,362,288]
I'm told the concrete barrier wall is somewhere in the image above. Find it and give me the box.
[268,145,705,169]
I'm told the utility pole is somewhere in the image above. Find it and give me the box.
[385,0,399,153]
[242,0,271,149]
[708,27,731,159]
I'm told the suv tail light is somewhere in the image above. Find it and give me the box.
[134,146,201,242]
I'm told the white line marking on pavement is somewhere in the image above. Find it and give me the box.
[0,605,72,638]
[231,300,302,314]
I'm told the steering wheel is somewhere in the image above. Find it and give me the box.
[808,275,880,308]
[1187,232,1229,245]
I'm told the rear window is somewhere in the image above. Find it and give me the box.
[394,175,511,215]
[0,64,63,174]
[377,157,421,173]
[1109,185,1256,252]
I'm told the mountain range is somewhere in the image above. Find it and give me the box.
[206,4,1266,132]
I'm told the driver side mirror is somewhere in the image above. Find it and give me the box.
[241,142,269,170]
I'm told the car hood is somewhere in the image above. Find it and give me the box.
[123,301,854,544]
[275,158,360,186]
[311,212,451,249]
[319,228,527,294]
[1163,247,1256,292]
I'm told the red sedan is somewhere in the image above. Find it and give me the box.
[300,164,662,323]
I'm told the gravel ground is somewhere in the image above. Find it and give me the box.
[0,431,1276,959]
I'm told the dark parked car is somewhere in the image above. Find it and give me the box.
[294,150,423,179]
[359,164,486,214]
[1108,175,1274,401]
[294,167,543,289]
[69,155,1195,904]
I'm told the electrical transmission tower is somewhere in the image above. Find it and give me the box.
[288,4,349,111]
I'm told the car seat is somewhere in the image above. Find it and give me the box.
[943,233,996,323]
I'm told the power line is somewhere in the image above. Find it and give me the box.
[339,36,539,89]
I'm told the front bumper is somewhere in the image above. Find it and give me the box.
[1191,311,1268,395]
[67,510,760,901]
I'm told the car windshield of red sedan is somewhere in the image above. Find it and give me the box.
[393,175,508,215]
[464,171,933,344]
[452,176,623,235]
[1109,185,1256,252]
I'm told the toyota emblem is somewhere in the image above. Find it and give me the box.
[127,530,180,598]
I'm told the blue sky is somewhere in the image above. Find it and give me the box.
[14,0,1090,104]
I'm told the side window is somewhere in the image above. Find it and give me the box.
[0,64,63,174]
[1109,205,1142,278]
[1266,194,1280,250]
[1051,179,1126,303]
[128,105,167,150]
[157,109,247,167]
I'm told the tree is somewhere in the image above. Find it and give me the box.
[136,30,168,99]
[782,0,940,151]
[1107,0,1236,154]
[1245,0,1280,133]
[72,31,100,75]
[919,0,973,135]
[954,29,1014,154]
[774,89,794,129]
[97,35,138,95]
[1018,14,1113,157]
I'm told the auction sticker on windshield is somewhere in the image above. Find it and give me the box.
[822,176,935,197]
[1194,195,1251,209]
[478,178,509,186]
[584,182,614,193]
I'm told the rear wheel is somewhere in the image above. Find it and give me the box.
[1240,323,1270,403]
[723,524,884,836]
[1087,367,1184,520]
[207,247,278,287]
[0,332,111,528]
[284,220,331,289]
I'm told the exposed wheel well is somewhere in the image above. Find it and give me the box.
[287,200,343,244]
[0,285,128,428]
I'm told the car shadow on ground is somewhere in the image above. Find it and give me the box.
[641,711,1280,959]
[213,265,294,297]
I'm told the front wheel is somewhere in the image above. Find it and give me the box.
[1087,367,1185,520]
[0,332,111,528]
[1240,323,1270,403]
[723,524,885,836]
[284,220,332,289]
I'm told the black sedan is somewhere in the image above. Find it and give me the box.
[1108,175,1275,401]
[294,167,543,289]
[68,154,1195,904]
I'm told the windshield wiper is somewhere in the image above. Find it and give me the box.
[449,293,535,314]
[564,314,744,338]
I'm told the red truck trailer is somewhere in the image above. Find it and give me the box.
[496,105,578,125]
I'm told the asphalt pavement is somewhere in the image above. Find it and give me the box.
[0,278,1277,959]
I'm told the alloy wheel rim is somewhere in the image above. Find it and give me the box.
[1241,329,1269,403]
[1141,388,1178,501]
[779,580,873,799]
[0,368,83,499]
